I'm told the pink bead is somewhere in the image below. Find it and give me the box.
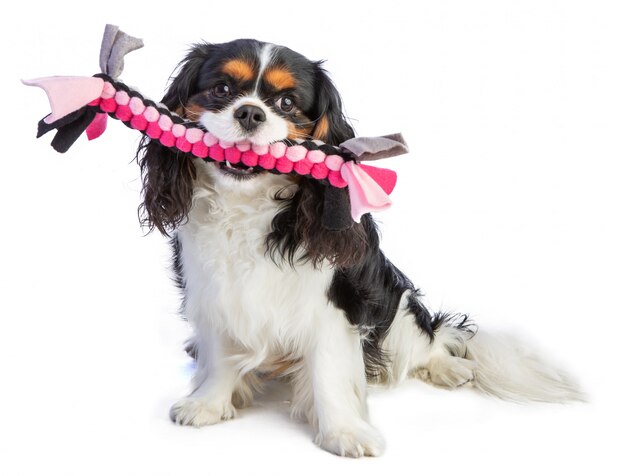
[258,154,276,170]
[225,147,241,164]
[158,115,173,131]
[328,170,348,188]
[252,144,269,155]
[269,142,287,158]
[185,128,204,144]
[275,157,294,173]
[325,154,344,171]
[143,106,159,122]
[128,97,146,115]
[192,141,209,158]
[241,150,259,167]
[130,114,148,131]
[160,130,176,147]
[88,97,101,107]
[285,145,307,162]
[306,149,326,163]
[176,136,192,153]
[114,104,132,122]
[294,158,313,175]
[146,122,162,139]
[219,140,234,149]
[311,162,329,180]
[114,90,130,106]
[209,145,225,162]
[101,82,116,99]
[203,132,218,147]
[172,123,186,138]
[236,142,251,152]
[100,97,117,113]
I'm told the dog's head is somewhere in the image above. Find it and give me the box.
[174,40,353,146]
[139,39,368,266]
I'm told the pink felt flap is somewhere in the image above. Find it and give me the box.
[86,113,108,140]
[22,76,105,124]
[340,162,393,222]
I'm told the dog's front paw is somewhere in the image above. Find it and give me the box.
[169,397,236,427]
[315,422,385,458]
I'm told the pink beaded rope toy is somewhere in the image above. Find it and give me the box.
[23,25,409,224]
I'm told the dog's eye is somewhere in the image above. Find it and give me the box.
[211,84,231,98]
[276,96,295,113]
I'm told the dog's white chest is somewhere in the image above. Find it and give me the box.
[176,168,333,351]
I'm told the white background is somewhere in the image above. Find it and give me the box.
[1,1,624,474]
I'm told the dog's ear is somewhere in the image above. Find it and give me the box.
[308,62,358,229]
[311,62,355,146]
[137,44,213,235]
[137,138,196,236]
[161,43,214,112]
[267,179,368,268]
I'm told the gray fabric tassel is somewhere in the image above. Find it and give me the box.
[340,133,409,162]
[99,24,144,79]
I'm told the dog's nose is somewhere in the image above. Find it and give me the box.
[234,105,266,131]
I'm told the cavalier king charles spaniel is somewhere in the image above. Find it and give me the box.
[137,39,582,457]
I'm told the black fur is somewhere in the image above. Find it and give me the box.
[324,217,436,380]
[136,44,209,235]
[327,218,476,380]
[309,61,355,144]
[172,236,198,360]
[266,180,369,269]
[171,236,186,306]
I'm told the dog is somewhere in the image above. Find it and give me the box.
[137,39,583,457]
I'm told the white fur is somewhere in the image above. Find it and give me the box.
[380,293,476,388]
[255,43,275,92]
[464,331,585,402]
[171,161,384,456]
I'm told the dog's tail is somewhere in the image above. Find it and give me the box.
[385,305,585,403]
[463,328,585,403]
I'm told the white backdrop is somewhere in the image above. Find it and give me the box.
[1,1,624,474]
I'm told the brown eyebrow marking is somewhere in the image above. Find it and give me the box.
[264,67,297,90]
[222,59,255,82]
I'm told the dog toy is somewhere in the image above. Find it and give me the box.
[23,25,409,228]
